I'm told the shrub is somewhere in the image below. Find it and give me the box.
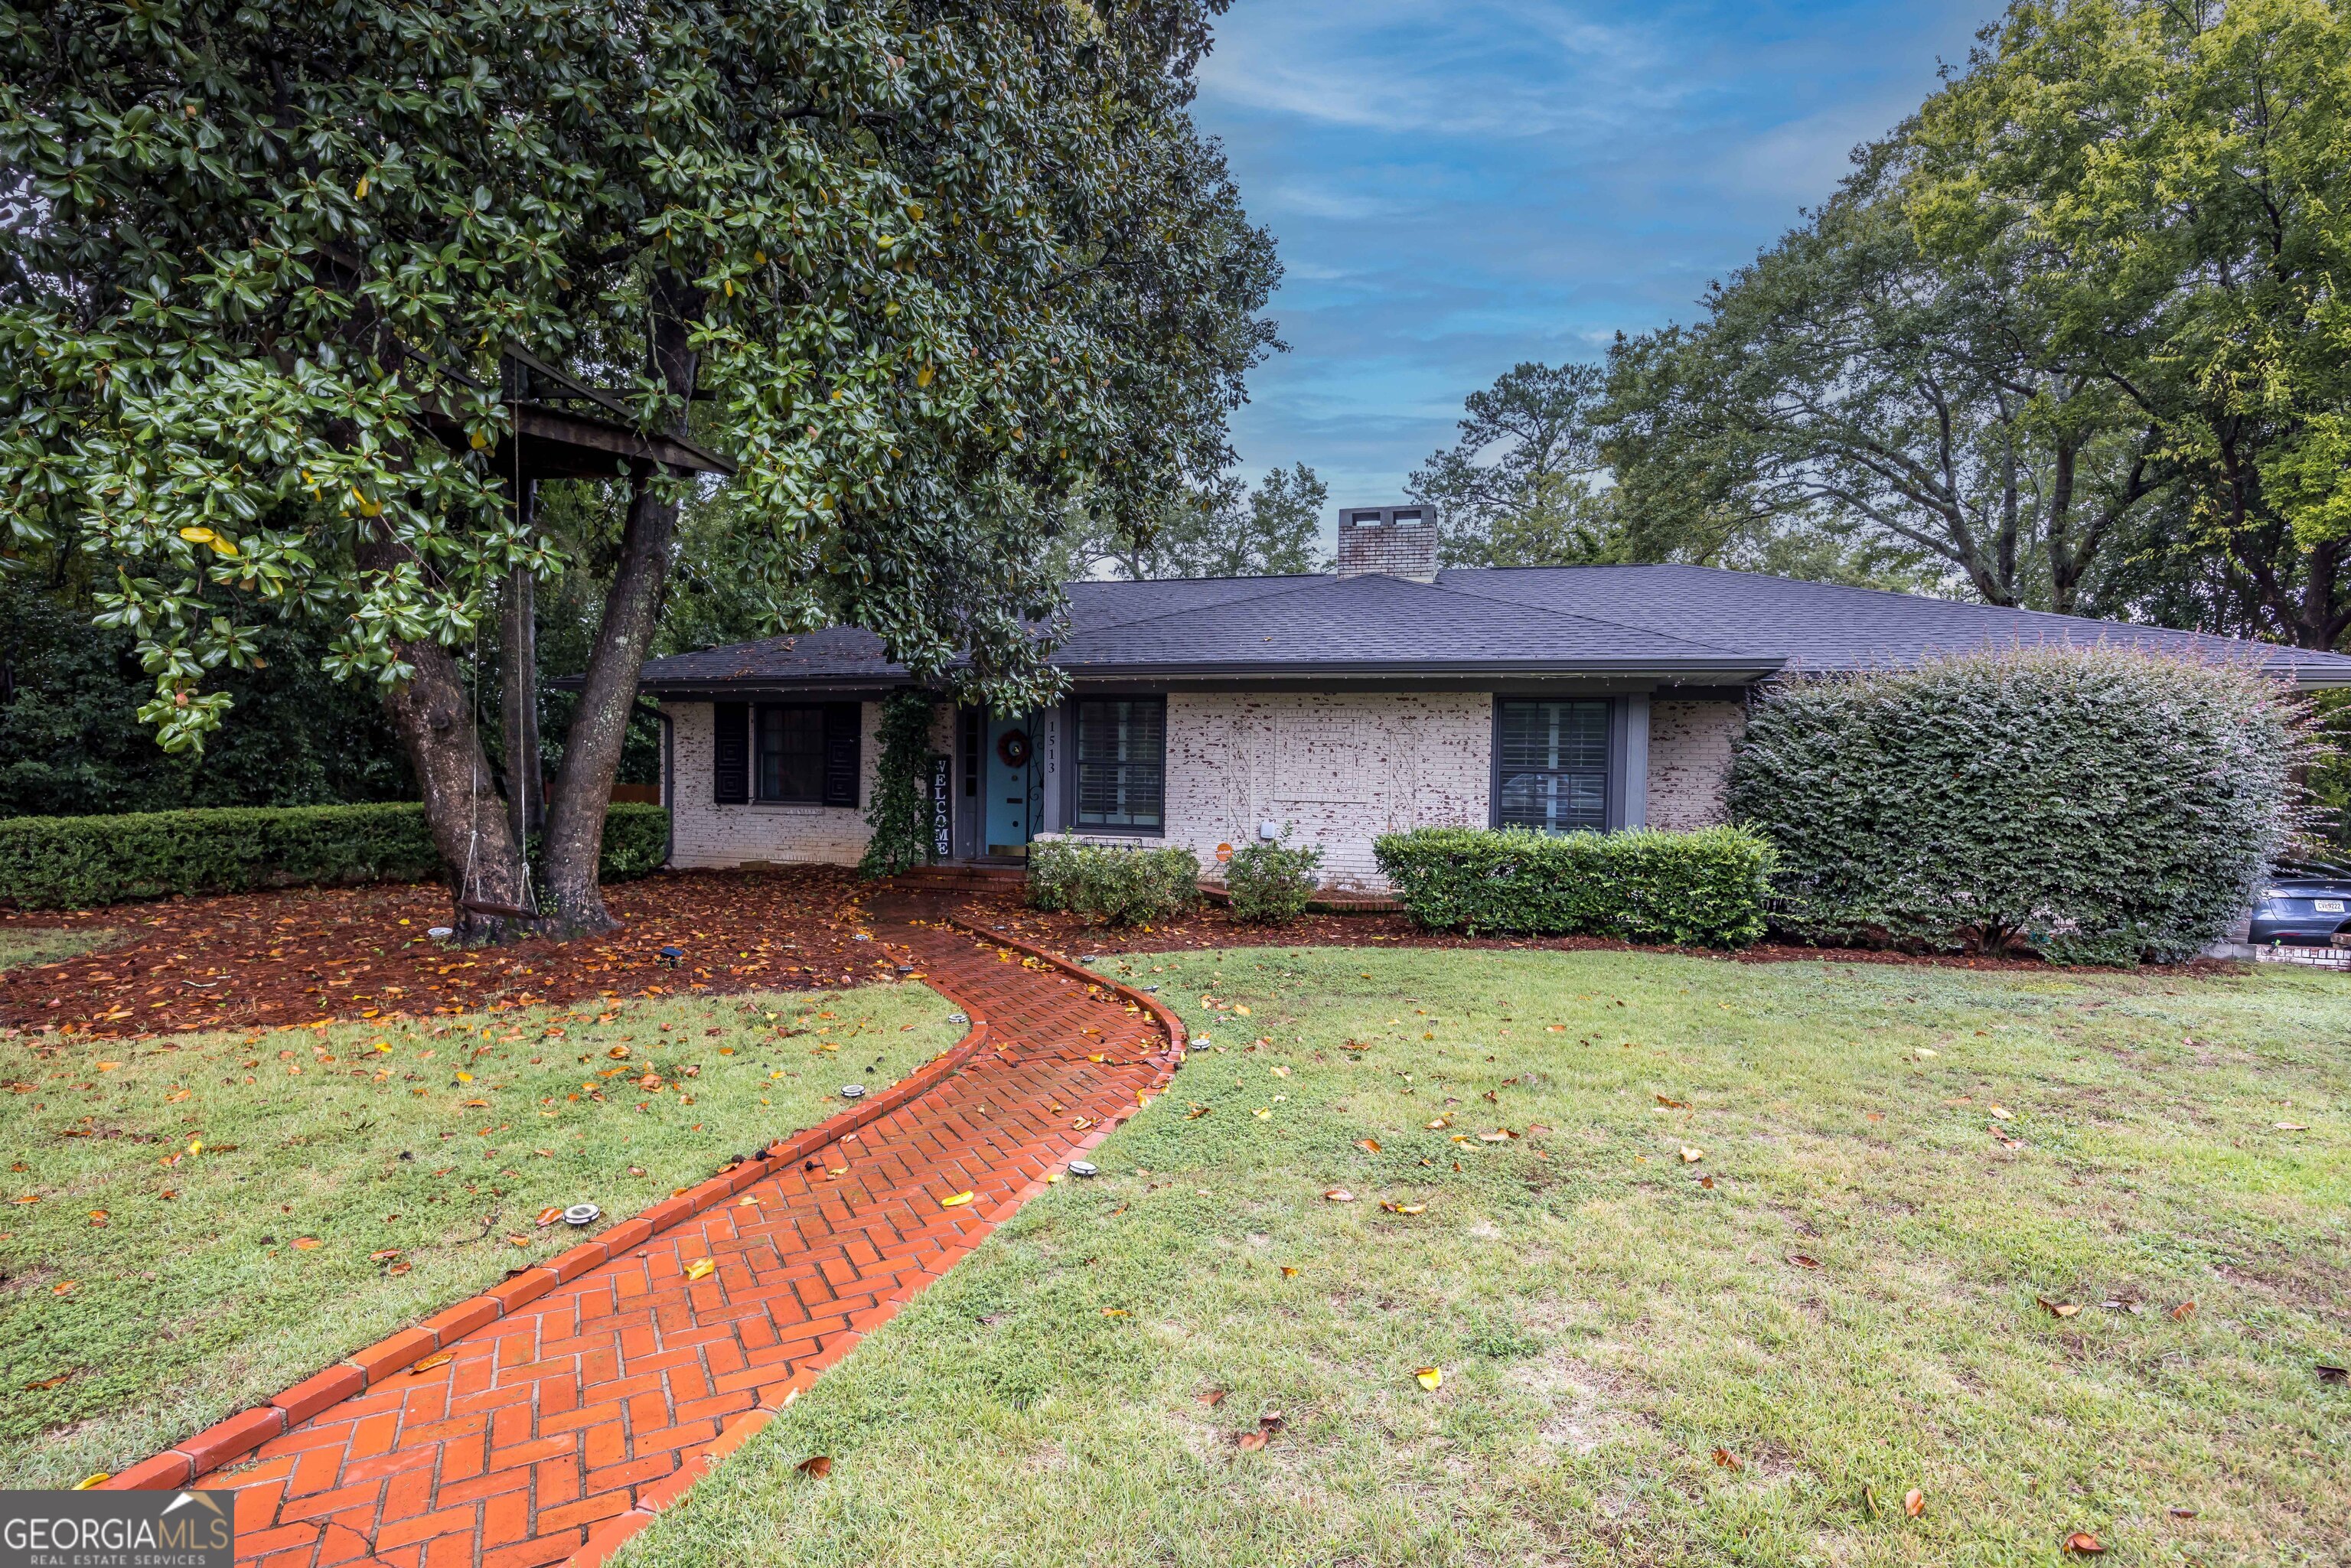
[1026,839,1201,925]
[1727,647,2306,964]
[1373,826,1774,946]
[0,801,670,909]
[1224,837,1323,924]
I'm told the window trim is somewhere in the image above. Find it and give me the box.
[1489,694,1615,834]
[745,701,860,807]
[1063,693,1169,838]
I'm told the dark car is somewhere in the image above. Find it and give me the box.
[2248,860,2351,947]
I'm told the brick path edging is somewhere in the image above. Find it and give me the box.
[99,1015,996,1495]
[936,911,1191,1064]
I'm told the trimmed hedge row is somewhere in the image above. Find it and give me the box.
[1372,826,1775,947]
[0,802,670,909]
[1026,839,1202,926]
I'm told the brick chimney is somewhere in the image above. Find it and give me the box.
[1334,504,1437,582]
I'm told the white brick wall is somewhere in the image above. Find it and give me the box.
[1055,689,1492,888]
[662,700,883,869]
[661,689,1745,878]
[1645,699,1745,830]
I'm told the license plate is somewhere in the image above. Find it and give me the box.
[2316,900,2345,914]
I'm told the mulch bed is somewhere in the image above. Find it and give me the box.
[0,868,897,1039]
[5,869,2242,1041]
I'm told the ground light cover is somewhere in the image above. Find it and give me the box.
[615,947,2349,1568]
[0,976,966,1488]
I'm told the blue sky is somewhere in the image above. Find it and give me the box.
[1192,0,2000,510]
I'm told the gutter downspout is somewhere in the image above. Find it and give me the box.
[635,698,675,869]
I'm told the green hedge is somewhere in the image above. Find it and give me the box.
[0,801,670,909]
[1372,826,1775,947]
[1026,839,1201,926]
[1225,838,1323,924]
[1727,647,2303,964]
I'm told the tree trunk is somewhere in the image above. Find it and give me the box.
[382,635,534,943]
[540,468,680,931]
[538,266,703,934]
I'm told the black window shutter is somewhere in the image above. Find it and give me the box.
[821,703,861,807]
[712,703,749,804]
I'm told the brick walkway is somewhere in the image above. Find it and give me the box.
[180,899,1178,1568]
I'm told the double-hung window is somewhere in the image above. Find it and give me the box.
[1494,699,1609,833]
[755,704,827,803]
[1073,696,1166,832]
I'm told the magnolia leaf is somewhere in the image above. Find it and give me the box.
[685,1257,717,1281]
[1414,1366,1442,1390]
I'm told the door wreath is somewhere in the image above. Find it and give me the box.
[995,729,1032,768]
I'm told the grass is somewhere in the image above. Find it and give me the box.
[0,926,115,970]
[619,947,2350,1568]
[1,977,967,1488]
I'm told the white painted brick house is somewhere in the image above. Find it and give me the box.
[624,506,2348,889]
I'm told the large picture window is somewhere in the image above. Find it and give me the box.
[1074,696,1166,832]
[1494,699,1609,833]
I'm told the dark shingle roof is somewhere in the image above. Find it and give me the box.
[630,562,2351,693]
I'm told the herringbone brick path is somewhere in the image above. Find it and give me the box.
[191,900,1175,1568]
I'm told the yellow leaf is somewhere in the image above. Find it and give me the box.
[408,1351,453,1373]
[941,1190,974,1208]
[178,526,216,543]
[685,1257,717,1281]
[354,175,369,199]
[1414,1367,1442,1390]
[292,1237,321,1250]
[1101,1307,1129,1318]
[456,1071,474,1082]
[916,364,934,388]
[207,535,240,558]
[1280,1265,1299,1277]
[74,1473,110,1489]
[1234,1006,1250,1017]
[1680,1146,1704,1162]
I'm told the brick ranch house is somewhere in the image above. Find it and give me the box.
[623,507,2351,889]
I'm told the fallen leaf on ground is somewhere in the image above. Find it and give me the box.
[23,1374,69,1390]
[536,1206,564,1227]
[2170,1300,2196,1321]
[1414,1366,1442,1390]
[1235,1427,1270,1450]
[2272,1121,2307,1131]
[684,1257,717,1282]
[1424,1116,1450,1130]
[2036,1296,2082,1319]
[2317,1364,2349,1385]
[1712,1447,1742,1471]
[1186,1104,1211,1119]
[1904,1488,1925,1517]
[1655,1094,1687,1109]
[1322,1188,1355,1202]
[408,1351,453,1374]
[2062,1531,2104,1554]
[1695,1174,1717,1189]
[1380,1200,1426,1214]
[1355,1138,1381,1152]
[1477,1130,1511,1143]
[1280,1265,1299,1277]
[368,1249,402,1263]
[796,1456,833,1478]
[2167,1507,2197,1519]
[1786,1253,1821,1270]
[1198,1388,1228,1407]
[292,1237,321,1250]
[1988,1105,2014,1120]
[1680,1146,1704,1162]
[940,1190,974,1208]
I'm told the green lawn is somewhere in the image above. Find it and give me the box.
[621,947,2350,1568]
[0,925,115,971]
[1,979,965,1488]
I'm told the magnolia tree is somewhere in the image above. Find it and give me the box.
[0,0,1277,937]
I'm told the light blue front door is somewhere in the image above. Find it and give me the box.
[983,712,1038,857]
